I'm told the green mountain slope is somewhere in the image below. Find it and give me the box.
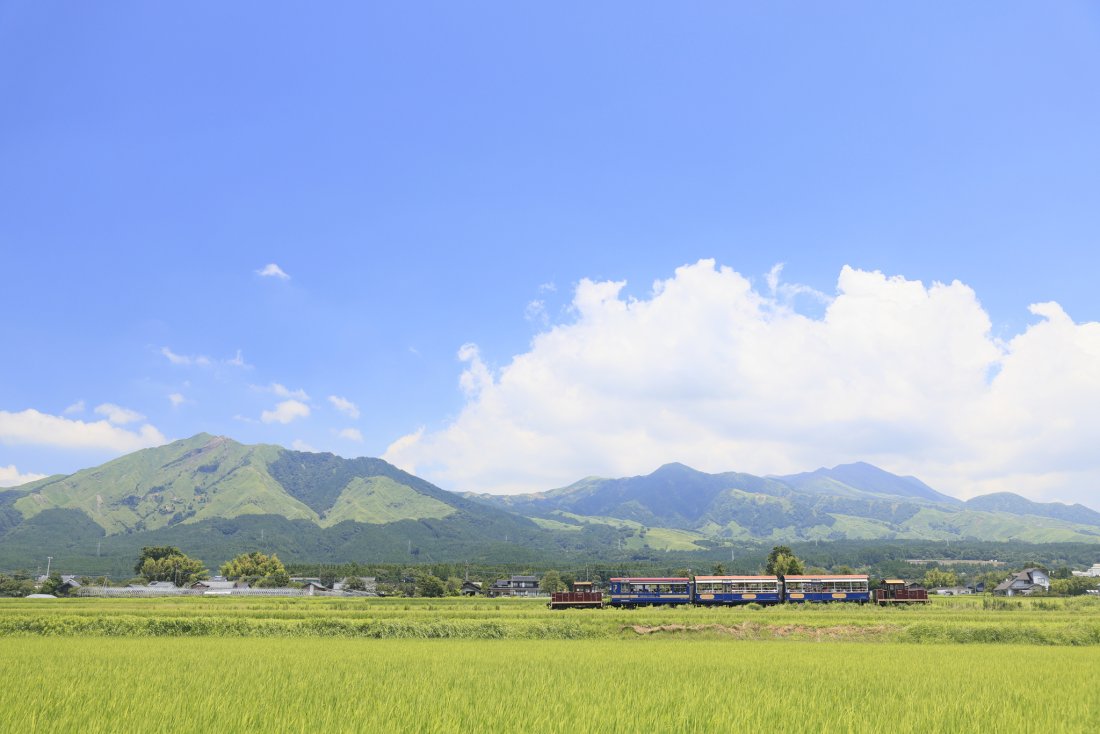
[0,434,555,572]
[469,462,1100,545]
[5,436,1099,575]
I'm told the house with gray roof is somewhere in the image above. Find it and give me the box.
[488,575,540,597]
[994,568,1051,596]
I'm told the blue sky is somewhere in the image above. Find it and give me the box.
[2,4,1100,507]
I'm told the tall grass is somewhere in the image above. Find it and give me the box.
[1,638,1097,733]
[2,595,1099,643]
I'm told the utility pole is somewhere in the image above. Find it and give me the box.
[45,556,52,579]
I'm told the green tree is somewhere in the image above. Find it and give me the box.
[765,546,805,577]
[342,576,368,591]
[922,569,959,589]
[415,573,445,597]
[139,550,208,587]
[539,570,564,594]
[975,571,1006,594]
[711,563,727,576]
[220,552,289,587]
[134,546,186,575]
[38,573,63,596]
[0,575,35,598]
[1050,577,1099,596]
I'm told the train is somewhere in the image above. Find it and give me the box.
[550,575,929,609]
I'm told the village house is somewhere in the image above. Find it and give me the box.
[192,579,248,591]
[332,576,377,594]
[487,575,540,597]
[993,568,1051,596]
[1071,563,1100,578]
[460,580,482,596]
[933,586,973,596]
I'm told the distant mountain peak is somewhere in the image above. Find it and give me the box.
[647,462,702,477]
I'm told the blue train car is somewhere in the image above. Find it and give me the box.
[783,574,870,603]
[693,575,782,605]
[608,577,692,607]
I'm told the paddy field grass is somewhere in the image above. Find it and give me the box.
[1,596,1098,732]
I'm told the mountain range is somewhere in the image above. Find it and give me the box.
[467,461,1100,547]
[1,434,1098,574]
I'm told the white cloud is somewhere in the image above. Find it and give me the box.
[227,349,251,368]
[337,428,364,442]
[291,439,318,452]
[328,395,360,419]
[161,347,212,367]
[253,383,310,401]
[162,346,250,369]
[384,259,1100,508]
[0,408,167,453]
[257,263,290,280]
[0,464,49,488]
[94,403,145,425]
[524,299,548,326]
[261,399,311,425]
[63,400,85,415]
[168,393,186,408]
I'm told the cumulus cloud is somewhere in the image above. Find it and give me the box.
[257,263,290,280]
[63,400,85,415]
[328,395,360,419]
[261,400,310,425]
[337,428,364,442]
[384,259,1100,507]
[0,464,49,488]
[94,403,145,425]
[0,408,167,453]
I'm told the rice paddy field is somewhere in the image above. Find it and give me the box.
[2,596,1099,732]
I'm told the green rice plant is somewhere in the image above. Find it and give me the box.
[0,638,1097,733]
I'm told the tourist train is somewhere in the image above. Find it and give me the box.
[549,575,929,609]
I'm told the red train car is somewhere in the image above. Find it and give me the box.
[874,579,930,605]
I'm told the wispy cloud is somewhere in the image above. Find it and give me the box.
[161,346,212,367]
[253,383,310,401]
[227,349,251,368]
[161,346,249,369]
[291,439,317,452]
[63,400,85,415]
[336,427,363,442]
[328,395,360,419]
[168,393,186,408]
[524,299,549,326]
[257,263,290,280]
[261,399,310,425]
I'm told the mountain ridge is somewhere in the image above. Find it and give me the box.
[4,436,1099,574]
[468,461,1100,544]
